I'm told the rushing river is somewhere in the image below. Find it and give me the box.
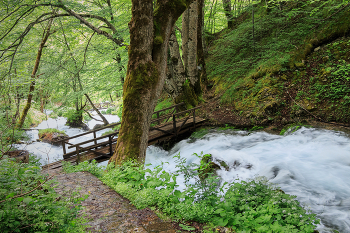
[15,112,350,232]
[145,128,350,233]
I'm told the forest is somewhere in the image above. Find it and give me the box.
[1,0,350,232]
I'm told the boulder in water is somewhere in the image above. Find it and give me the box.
[38,129,69,146]
[3,150,29,163]
[93,124,104,130]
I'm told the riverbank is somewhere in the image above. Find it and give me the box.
[198,93,350,136]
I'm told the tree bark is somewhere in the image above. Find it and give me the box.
[164,30,186,98]
[109,0,194,165]
[197,0,208,87]
[84,93,109,125]
[16,18,53,129]
[174,0,201,108]
[223,0,234,29]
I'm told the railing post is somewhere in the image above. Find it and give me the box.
[193,109,196,129]
[157,112,160,125]
[109,135,113,156]
[76,146,80,164]
[93,131,97,145]
[173,115,177,136]
[62,141,66,155]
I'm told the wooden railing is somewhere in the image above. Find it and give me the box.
[57,102,203,163]
[89,102,116,110]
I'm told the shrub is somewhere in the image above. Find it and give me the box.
[0,155,88,232]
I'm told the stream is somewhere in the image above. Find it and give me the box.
[15,112,350,233]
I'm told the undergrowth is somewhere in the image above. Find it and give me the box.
[63,153,319,232]
[0,155,88,232]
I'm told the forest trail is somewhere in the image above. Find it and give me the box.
[47,169,178,233]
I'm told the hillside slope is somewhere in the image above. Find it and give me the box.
[204,1,350,130]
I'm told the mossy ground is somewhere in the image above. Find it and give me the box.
[202,1,350,130]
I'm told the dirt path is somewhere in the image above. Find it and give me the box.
[48,169,178,233]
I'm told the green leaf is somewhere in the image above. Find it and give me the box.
[23,197,33,204]
[6,192,15,199]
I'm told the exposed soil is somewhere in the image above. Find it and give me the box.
[198,86,350,135]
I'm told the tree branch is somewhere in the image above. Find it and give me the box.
[56,0,123,45]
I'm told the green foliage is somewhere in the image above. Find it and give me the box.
[64,153,319,232]
[154,98,173,116]
[206,0,349,105]
[106,107,116,114]
[64,109,83,125]
[0,126,28,145]
[38,128,65,135]
[313,62,350,101]
[191,128,210,139]
[217,124,237,131]
[280,123,310,135]
[101,124,121,137]
[62,160,105,178]
[116,104,123,119]
[250,125,264,131]
[83,113,92,121]
[0,155,88,232]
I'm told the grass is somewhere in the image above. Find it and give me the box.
[38,128,65,136]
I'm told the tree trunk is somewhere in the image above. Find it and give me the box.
[84,93,109,125]
[223,0,234,29]
[182,7,189,73]
[164,30,186,98]
[197,0,208,87]
[16,18,53,129]
[175,0,201,108]
[109,0,194,165]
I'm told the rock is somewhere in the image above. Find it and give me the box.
[39,132,69,146]
[314,46,321,52]
[199,154,222,180]
[3,150,29,163]
[93,124,104,130]
[81,123,90,131]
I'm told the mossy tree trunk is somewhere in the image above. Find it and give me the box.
[109,0,195,165]
[16,18,54,129]
[164,29,186,98]
[84,93,109,125]
[174,0,203,108]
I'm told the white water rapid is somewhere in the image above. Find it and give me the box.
[145,127,350,233]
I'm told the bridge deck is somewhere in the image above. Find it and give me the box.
[42,104,205,170]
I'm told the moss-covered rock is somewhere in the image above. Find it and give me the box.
[38,128,69,145]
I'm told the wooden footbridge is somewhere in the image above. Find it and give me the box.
[42,103,206,170]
